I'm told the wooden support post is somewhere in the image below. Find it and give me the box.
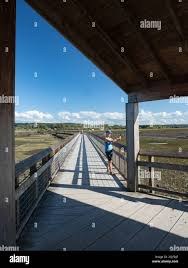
[149,156,155,194]
[126,102,140,192]
[118,148,121,171]
[0,0,16,245]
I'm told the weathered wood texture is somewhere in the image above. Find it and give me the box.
[15,133,78,179]
[18,135,188,251]
[129,81,188,102]
[15,134,79,238]
[138,184,188,198]
[140,150,188,159]
[0,0,16,246]
[138,160,188,172]
[126,102,140,192]
[89,134,188,198]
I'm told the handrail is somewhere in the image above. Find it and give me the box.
[137,160,188,172]
[88,133,188,199]
[15,134,78,184]
[89,133,127,151]
[139,150,188,159]
[88,133,127,179]
[15,133,80,238]
[138,150,188,198]
[138,184,188,198]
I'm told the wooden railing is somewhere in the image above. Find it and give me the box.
[88,133,127,178]
[138,150,188,198]
[88,133,188,199]
[15,133,80,239]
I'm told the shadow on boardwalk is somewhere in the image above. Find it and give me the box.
[18,189,188,251]
[17,135,188,251]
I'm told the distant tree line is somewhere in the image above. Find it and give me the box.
[15,123,188,133]
[139,124,188,129]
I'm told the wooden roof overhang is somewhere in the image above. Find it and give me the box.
[26,0,188,102]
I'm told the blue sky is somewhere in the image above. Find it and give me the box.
[15,0,188,125]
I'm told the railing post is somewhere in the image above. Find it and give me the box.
[137,155,140,186]
[16,199,20,231]
[30,164,38,200]
[126,102,140,192]
[30,164,37,176]
[0,0,16,246]
[42,155,49,165]
[15,176,19,188]
[149,156,155,193]
[119,148,121,171]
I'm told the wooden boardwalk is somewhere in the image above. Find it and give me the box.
[18,135,188,251]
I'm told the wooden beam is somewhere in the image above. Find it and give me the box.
[166,0,188,52]
[126,102,140,192]
[139,150,188,159]
[128,80,188,102]
[0,0,16,245]
[138,160,188,172]
[138,184,188,198]
[71,0,147,87]
[118,2,172,82]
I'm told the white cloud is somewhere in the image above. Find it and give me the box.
[15,109,188,125]
[139,110,188,125]
[58,109,188,125]
[79,111,101,119]
[103,112,125,120]
[57,112,71,121]
[15,110,54,123]
[58,111,125,125]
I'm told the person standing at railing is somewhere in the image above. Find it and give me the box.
[105,130,121,175]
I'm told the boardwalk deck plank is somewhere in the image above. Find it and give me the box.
[156,211,188,251]
[18,134,188,251]
[122,200,186,251]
